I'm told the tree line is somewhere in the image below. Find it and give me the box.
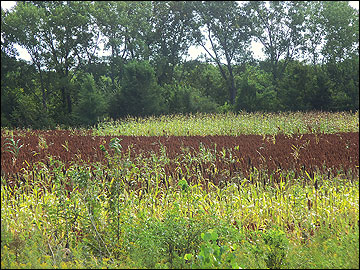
[1,1,359,128]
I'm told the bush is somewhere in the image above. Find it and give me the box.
[162,83,219,114]
[127,212,211,269]
[109,60,166,118]
[235,65,280,112]
[72,73,107,127]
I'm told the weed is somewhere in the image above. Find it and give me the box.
[3,137,23,165]
[187,228,239,269]
[1,112,359,268]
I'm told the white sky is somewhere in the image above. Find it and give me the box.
[1,1,359,63]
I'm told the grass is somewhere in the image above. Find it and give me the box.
[1,111,359,269]
[94,111,359,136]
[1,149,358,268]
[1,172,358,268]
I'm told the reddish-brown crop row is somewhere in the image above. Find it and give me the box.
[1,130,359,184]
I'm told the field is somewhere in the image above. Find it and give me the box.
[1,111,359,269]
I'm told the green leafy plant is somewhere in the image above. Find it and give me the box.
[109,137,122,155]
[256,228,289,269]
[185,229,239,269]
[38,135,48,150]
[3,137,23,158]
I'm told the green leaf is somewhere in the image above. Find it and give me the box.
[202,231,212,241]
[184,253,192,260]
[210,230,218,241]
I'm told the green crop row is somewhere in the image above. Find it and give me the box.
[94,111,359,136]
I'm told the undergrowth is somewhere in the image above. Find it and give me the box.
[1,147,358,269]
[1,111,359,268]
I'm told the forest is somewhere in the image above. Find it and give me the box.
[1,1,359,128]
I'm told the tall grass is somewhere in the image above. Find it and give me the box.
[1,111,359,268]
[1,142,358,268]
[95,111,359,136]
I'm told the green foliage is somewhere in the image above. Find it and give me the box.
[1,1,359,123]
[162,83,219,114]
[287,224,360,269]
[0,53,53,128]
[72,73,107,127]
[9,94,40,127]
[108,137,123,156]
[261,228,289,269]
[3,137,23,158]
[217,102,234,114]
[278,61,315,111]
[175,61,228,106]
[327,56,359,111]
[320,1,359,64]
[109,60,165,118]
[308,66,333,110]
[2,1,100,127]
[194,1,252,105]
[235,65,280,112]
[151,1,198,86]
[184,229,240,269]
[93,1,152,62]
[247,1,308,86]
[127,213,210,269]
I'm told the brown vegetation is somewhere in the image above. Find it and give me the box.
[2,130,358,188]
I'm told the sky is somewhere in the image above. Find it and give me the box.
[1,1,359,63]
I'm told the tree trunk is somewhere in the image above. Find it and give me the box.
[229,76,236,105]
[226,63,236,105]
[61,86,66,112]
[37,65,47,111]
[65,69,72,114]
[66,92,72,113]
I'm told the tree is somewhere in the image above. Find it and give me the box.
[309,66,332,110]
[247,1,307,91]
[147,1,198,85]
[327,56,359,111]
[1,8,18,59]
[72,73,107,126]
[320,2,359,110]
[2,3,49,112]
[277,60,316,111]
[300,1,358,111]
[302,1,325,66]
[193,1,252,105]
[235,64,279,112]
[92,1,152,90]
[3,1,100,122]
[320,1,359,65]
[109,60,165,118]
[175,60,227,106]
